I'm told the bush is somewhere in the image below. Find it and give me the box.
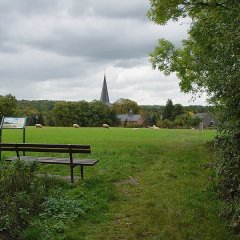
[124,123,144,128]
[0,161,56,239]
[156,119,175,128]
[215,133,240,234]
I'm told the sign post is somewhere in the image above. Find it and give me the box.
[0,116,27,159]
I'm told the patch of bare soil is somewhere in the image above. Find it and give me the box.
[0,231,11,240]
[37,174,81,182]
[114,177,139,186]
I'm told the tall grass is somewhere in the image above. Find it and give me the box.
[0,127,238,239]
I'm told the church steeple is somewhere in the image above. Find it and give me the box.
[100,74,110,105]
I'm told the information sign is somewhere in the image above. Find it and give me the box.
[1,117,27,129]
[0,116,27,159]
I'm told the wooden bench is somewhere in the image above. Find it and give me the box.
[0,143,99,183]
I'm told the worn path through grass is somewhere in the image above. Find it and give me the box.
[74,129,235,240]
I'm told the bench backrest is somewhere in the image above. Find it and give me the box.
[0,143,91,154]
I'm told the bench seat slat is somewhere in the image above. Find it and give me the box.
[6,156,98,166]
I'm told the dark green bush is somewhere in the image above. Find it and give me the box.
[124,123,144,128]
[0,161,54,239]
[215,131,240,233]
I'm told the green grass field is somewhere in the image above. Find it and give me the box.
[1,127,237,239]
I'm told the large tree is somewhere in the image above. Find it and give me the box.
[148,0,240,231]
[0,94,17,120]
[163,99,174,120]
[112,98,140,114]
[173,104,184,119]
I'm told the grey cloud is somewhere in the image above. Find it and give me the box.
[0,50,96,82]
[70,0,149,20]
[0,0,61,16]
[0,0,205,105]
[22,19,187,60]
[0,0,188,60]
[0,0,149,20]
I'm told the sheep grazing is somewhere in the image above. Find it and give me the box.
[103,124,109,129]
[35,124,43,128]
[73,124,80,128]
[148,125,159,130]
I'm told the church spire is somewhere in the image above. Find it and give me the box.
[100,73,110,105]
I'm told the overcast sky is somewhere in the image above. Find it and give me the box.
[0,0,207,105]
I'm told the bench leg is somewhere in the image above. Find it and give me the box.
[80,165,84,179]
[70,166,74,183]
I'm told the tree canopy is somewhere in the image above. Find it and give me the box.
[0,94,17,120]
[163,99,174,120]
[53,100,119,127]
[112,98,140,114]
[148,0,240,105]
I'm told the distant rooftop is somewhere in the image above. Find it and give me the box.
[117,114,142,122]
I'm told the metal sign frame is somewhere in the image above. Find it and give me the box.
[0,116,27,159]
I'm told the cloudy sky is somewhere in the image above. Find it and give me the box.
[0,0,207,105]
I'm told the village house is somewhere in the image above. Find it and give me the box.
[117,110,144,126]
[195,112,216,128]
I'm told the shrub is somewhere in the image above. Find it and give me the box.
[124,123,144,128]
[0,161,56,239]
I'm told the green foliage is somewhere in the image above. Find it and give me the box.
[40,197,85,219]
[157,114,201,129]
[54,101,72,126]
[175,114,201,128]
[124,123,144,128]
[184,105,211,114]
[18,99,120,127]
[112,98,140,114]
[16,99,210,128]
[53,100,119,127]
[173,103,184,119]
[148,0,240,232]
[148,0,240,98]
[22,197,86,239]
[0,94,17,120]
[149,39,177,76]
[22,176,116,240]
[17,100,56,126]
[37,113,44,125]
[88,100,117,127]
[163,99,174,120]
[0,161,49,238]
[140,105,164,126]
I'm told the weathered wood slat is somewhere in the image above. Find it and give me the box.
[6,156,99,165]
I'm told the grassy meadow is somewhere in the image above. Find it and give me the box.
[0,127,237,239]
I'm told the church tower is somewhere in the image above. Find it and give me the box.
[100,74,110,105]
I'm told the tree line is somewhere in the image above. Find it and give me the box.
[0,94,209,128]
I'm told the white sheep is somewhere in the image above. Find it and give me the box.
[35,124,43,128]
[103,124,109,129]
[73,124,80,128]
[148,125,159,130]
